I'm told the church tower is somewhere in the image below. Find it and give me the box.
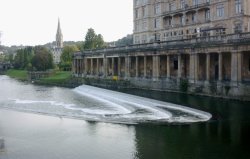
[56,19,63,48]
[51,18,63,64]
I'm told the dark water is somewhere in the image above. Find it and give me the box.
[0,75,250,159]
[119,89,250,159]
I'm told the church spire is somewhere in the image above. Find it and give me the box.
[56,18,63,48]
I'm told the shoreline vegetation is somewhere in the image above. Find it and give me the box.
[5,69,75,87]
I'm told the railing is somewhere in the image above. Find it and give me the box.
[163,2,210,16]
[81,32,250,55]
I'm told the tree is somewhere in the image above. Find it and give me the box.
[59,45,79,71]
[95,34,105,48]
[14,47,34,69]
[31,46,54,71]
[83,28,105,50]
[84,28,96,50]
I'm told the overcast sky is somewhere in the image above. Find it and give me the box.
[0,0,133,46]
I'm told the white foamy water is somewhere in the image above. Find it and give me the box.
[72,85,212,123]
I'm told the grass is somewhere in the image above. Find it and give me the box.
[39,71,71,84]
[5,69,28,81]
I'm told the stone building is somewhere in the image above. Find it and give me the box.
[51,19,63,64]
[133,0,250,44]
[72,0,250,100]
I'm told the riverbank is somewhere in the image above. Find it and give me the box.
[5,69,28,81]
[5,69,77,87]
[4,69,250,101]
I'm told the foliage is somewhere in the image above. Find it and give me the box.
[61,45,79,62]
[31,46,54,71]
[59,45,79,71]
[83,28,105,50]
[5,69,28,80]
[14,47,34,70]
[115,34,133,47]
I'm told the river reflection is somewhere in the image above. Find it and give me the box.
[0,75,250,159]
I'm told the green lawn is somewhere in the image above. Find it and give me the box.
[40,71,71,84]
[6,69,28,80]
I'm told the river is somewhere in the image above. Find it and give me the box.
[0,75,250,159]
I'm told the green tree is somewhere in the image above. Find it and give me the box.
[95,34,105,48]
[59,45,79,71]
[14,47,34,69]
[32,46,54,71]
[83,28,105,50]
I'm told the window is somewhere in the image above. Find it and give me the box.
[142,7,146,17]
[135,21,139,31]
[142,20,147,30]
[155,33,161,41]
[155,3,161,15]
[192,13,196,23]
[205,9,210,20]
[180,15,184,25]
[216,4,224,17]
[169,3,175,11]
[234,24,242,33]
[135,9,139,18]
[180,0,185,9]
[135,0,139,6]
[192,0,198,6]
[154,18,160,29]
[235,0,242,14]
[134,36,140,44]
[142,34,147,43]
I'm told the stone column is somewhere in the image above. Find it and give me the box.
[84,58,87,76]
[153,55,160,80]
[136,56,139,78]
[231,51,242,84]
[218,52,223,81]
[90,58,93,75]
[237,52,242,82]
[194,53,199,81]
[72,59,75,74]
[125,56,130,78]
[206,53,210,81]
[103,57,107,77]
[80,59,82,75]
[97,58,99,76]
[112,57,114,76]
[189,54,195,83]
[118,57,121,77]
[167,55,170,78]
[178,54,182,79]
[77,59,80,75]
[144,56,147,78]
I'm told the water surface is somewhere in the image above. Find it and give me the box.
[0,75,250,159]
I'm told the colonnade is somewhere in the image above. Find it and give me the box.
[73,51,246,84]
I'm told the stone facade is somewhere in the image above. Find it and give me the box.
[73,33,250,100]
[72,0,250,100]
[133,0,250,44]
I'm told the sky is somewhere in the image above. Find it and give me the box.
[0,0,133,46]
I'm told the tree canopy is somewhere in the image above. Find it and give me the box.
[83,28,105,50]
[31,46,54,71]
[13,46,34,70]
[59,45,79,71]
